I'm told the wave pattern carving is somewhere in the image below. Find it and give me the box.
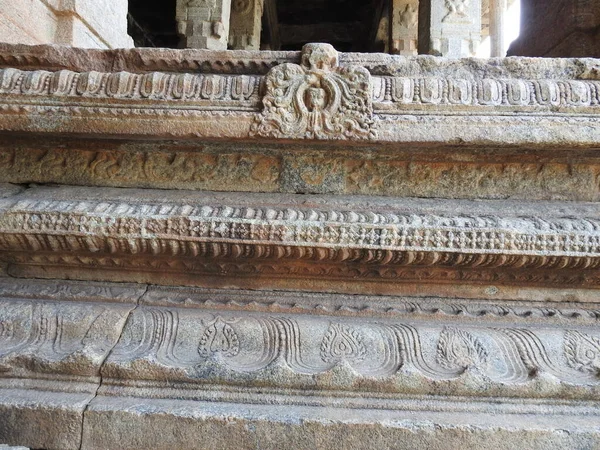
[107,307,600,386]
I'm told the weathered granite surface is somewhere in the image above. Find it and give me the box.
[0,43,600,449]
[0,0,132,49]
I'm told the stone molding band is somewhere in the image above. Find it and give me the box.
[0,278,599,403]
[1,186,599,290]
[2,67,599,110]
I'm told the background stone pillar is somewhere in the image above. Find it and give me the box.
[176,0,232,50]
[489,0,506,56]
[508,0,600,57]
[390,0,418,55]
[418,0,482,57]
[228,0,264,50]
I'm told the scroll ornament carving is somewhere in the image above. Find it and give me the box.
[251,43,376,140]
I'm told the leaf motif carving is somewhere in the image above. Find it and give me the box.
[436,327,487,370]
[198,317,240,358]
[564,330,600,374]
[320,323,366,364]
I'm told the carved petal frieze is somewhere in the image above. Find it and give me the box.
[2,45,600,144]
[251,43,376,140]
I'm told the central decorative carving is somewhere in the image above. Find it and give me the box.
[251,43,376,140]
[399,4,418,28]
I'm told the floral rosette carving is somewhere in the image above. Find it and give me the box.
[251,43,376,140]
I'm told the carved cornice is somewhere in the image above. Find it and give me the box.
[0,187,599,289]
[2,194,599,257]
[2,66,599,112]
[0,67,261,106]
[1,43,600,143]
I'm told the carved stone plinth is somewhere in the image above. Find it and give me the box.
[0,43,600,449]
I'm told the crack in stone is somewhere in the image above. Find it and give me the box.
[77,283,149,450]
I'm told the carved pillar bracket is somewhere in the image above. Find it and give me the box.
[176,0,233,50]
[251,43,376,140]
[229,0,264,50]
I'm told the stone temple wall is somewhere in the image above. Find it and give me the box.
[0,0,133,49]
[0,42,600,449]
